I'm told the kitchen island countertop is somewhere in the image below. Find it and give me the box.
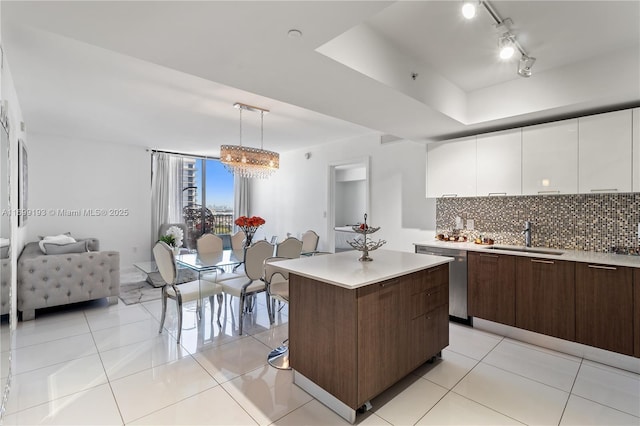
[274,249,453,289]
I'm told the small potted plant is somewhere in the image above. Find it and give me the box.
[159,225,184,254]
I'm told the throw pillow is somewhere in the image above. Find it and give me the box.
[39,234,77,254]
[43,240,88,255]
[38,232,72,240]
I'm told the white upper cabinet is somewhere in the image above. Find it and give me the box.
[522,119,578,195]
[578,110,633,194]
[476,129,522,196]
[426,136,476,198]
[633,108,640,192]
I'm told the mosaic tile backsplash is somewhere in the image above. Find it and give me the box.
[436,193,640,253]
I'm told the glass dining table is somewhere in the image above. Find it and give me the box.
[175,249,245,280]
[174,249,245,319]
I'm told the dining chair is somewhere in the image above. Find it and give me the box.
[196,233,223,253]
[262,256,291,369]
[216,239,274,335]
[196,233,227,278]
[301,230,319,254]
[153,241,223,343]
[275,237,303,259]
[230,230,246,272]
[230,230,246,250]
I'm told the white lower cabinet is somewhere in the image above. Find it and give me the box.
[476,129,522,196]
[426,136,476,198]
[578,110,632,194]
[522,119,578,195]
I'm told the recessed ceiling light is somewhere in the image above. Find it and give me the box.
[287,29,302,39]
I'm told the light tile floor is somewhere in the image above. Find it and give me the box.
[1,295,639,425]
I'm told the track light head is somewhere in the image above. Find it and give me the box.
[498,34,516,60]
[518,55,536,77]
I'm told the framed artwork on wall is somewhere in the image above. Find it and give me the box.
[18,139,27,227]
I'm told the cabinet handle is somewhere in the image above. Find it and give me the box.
[531,259,554,264]
[488,192,507,196]
[441,194,458,198]
[479,254,499,259]
[537,190,560,194]
[380,279,400,288]
[590,189,618,192]
[588,264,617,270]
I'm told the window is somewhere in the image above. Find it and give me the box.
[182,157,234,248]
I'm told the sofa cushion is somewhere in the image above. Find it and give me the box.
[43,240,88,255]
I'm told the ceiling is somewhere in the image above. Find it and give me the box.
[2,1,639,156]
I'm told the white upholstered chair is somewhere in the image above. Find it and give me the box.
[301,230,319,254]
[196,234,227,278]
[216,239,274,335]
[153,241,223,343]
[230,231,246,272]
[196,233,224,253]
[275,237,303,259]
[230,230,246,250]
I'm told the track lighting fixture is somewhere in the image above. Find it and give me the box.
[518,55,536,78]
[460,0,536,77]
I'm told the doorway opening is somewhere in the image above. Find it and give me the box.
[327,157,370,253]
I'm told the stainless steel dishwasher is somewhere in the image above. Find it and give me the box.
[415,245,469,324]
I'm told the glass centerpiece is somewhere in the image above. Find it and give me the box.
[347,213,386,261]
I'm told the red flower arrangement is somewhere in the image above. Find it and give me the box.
[235,216,266,247]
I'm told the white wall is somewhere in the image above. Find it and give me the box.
[25,133,151,269]
[250,134,437,253]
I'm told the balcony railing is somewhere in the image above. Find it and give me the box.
[183,204,234,248]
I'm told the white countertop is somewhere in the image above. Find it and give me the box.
[414,240,640,269]
[274,249,453,289]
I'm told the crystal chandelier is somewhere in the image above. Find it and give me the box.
[220,102,279,179]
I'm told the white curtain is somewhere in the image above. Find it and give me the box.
[151,153,184,244]
[233,175,249,225]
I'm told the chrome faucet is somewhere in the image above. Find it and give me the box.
[522,221,532,247]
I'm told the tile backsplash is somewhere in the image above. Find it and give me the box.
[436,193,640,252]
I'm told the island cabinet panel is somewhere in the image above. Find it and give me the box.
[357,277,410,403]
[289,264,449,411]
[468,252,516,326]
[634,269,640,358]
[289,274,358,408]
[576,263,634,356]
[515,257,575,341]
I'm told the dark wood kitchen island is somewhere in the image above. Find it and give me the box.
[274,249,452,423]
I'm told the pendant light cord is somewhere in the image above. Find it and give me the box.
[260,111,264,150]
[239,107,243,147]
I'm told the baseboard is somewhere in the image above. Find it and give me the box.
[472,317,640,374]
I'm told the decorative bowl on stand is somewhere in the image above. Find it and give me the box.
[347,213,386,261]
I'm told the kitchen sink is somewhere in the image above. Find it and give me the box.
[484,246,564,256]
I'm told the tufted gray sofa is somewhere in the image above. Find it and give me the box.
[17,238,120,320]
